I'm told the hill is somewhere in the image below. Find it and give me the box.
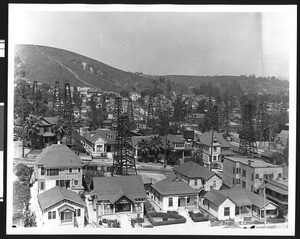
[14,44,155,92]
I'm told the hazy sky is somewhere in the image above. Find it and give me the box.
[9,6,292,77]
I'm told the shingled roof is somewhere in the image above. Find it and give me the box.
[35,144,83,168]
[84,128,116,144]
[151,175,198,196]
[37,186,85,211]
[202,189,230,206]
[92,175,147,203]
[173,161,219,180]
[199,131,231,148]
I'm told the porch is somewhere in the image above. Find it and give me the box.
[177,195,198,210]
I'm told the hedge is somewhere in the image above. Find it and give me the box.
[267,217,286,224]
[188,211,209,222]
[147,212,186,226]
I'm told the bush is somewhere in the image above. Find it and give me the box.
[147,212,186,226]
[188,211,209,222]
[167,211,178,215]
[267,217,286,224]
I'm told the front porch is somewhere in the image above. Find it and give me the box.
[177,195,198,210]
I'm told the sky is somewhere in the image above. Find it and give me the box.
[9,5,293,77]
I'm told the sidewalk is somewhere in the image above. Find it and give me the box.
[29,182,44,227]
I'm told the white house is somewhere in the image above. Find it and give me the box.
[150,175,198,212]
[173,161,222,192]
[200,188,277,221]
[84,128,116,158]
[37,186,86,228]
[33,144,84,194]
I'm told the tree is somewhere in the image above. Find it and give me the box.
[183,154,204,166]
[24,210,37,227]
[14,163,33,183]
[24,115,40,150]
[120,90,130,98]
[13,181,31,212]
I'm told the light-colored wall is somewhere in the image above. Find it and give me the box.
[201,198,235,220]
[204,175,222,191]
[41,203,85,227]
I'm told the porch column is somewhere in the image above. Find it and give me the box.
[113,204,115,214]
[131,203,133,213]
[96,203,99,223]
[185,196,188,208]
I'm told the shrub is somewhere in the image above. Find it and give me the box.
[102,218,108,223]
[167,211,178,215]
[189,211,209,222]
[267,217,286,224]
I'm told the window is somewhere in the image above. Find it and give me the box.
[224,207,230,216]
[233,167,235,174]
[242,169,246,177]
[107,134,112,139]
[47,169,59,176]
[278,173,282,178]
[168,197,173,207]
[40,182,44,190]
[232,178,235,185]
[74,209,81,217]
[251,173,254,181]
[213,147,217,152]
[256,174,259,179]
[236,179,239,184]
[213,156,217,161]
[187,198,190,204]
[78,168,81,172]
[242,181,246,188]
[48,211,56,220]
[251,185,254,192]
[213,181,216,187]
[269,174,274,180]
[41,167,45,175]
[69,168,72,173]
[74,180,78,186]
[194,179,197,186]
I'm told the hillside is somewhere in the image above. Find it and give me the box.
[14,44,154,92]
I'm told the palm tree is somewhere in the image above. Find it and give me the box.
[137,139,150,163]
[24,115,40,150]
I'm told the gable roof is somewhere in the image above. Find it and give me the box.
[37,186,85,211]
[35,144,83,168]
[199,131,231,148]
[151,175,198,196]
[202,189,230,206]
[173,161,219,180]
[84,128,116,144]
[167,134,185,144]
[92,175,147,203]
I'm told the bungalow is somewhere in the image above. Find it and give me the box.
[90,175,147,222]
[150,175,198,212]
[37,186,86,227]
[83,128,116,158]
[200,188,277,221]
[33,144,84,194]
[173,161,222,192]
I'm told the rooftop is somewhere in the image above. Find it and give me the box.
[198,131,231,148]
[92,175,147,203]
[151,175,198,196]
[84,128,116,144]
[173,161,219,180]
[35,144,83,168]
[225,156,283,168]
[37,186,85,211]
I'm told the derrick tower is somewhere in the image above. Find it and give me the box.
[63,80,75,146]
[256,100,269,142]
[31,80,39,115]
[112,97,122,131]
[146,98,155,135]
[239,98,258,157]
[52,81,62,117]
[127,98,135,130]
[112,102,137,176]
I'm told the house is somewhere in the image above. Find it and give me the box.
[186,113,205,125]
[173,161,222,192]
[37,186,86,227]
[34,144,84,194]
[91,175,147,222]
[83,128,116,158]
[150,175,198,212]
[167,134,193,159]
[129,92,141,101]
[265,178,288,206]
[194,131,234,168]
[200,188,277,221]
[222,156,284,193]
[274,130,289,150]
[36,116,58,146]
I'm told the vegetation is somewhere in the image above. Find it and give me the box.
[14,163,33,183]
[188,211,209,222]
[147,212,186,226]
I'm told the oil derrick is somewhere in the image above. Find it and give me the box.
[52,81,62,117]
[112,97,122,131]
[239,98,258,157]
[101,94,108,120]
[63,80,75,146]
[256,100,269,142]
[127,98,135,130]
[146,98,155,135]
[30,80,39,115]
[212,105,219,132]
[112,113,137,176]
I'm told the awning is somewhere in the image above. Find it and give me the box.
[57,204,75,213]
[266,183,288,195]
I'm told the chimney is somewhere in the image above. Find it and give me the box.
[248,160,251,166]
